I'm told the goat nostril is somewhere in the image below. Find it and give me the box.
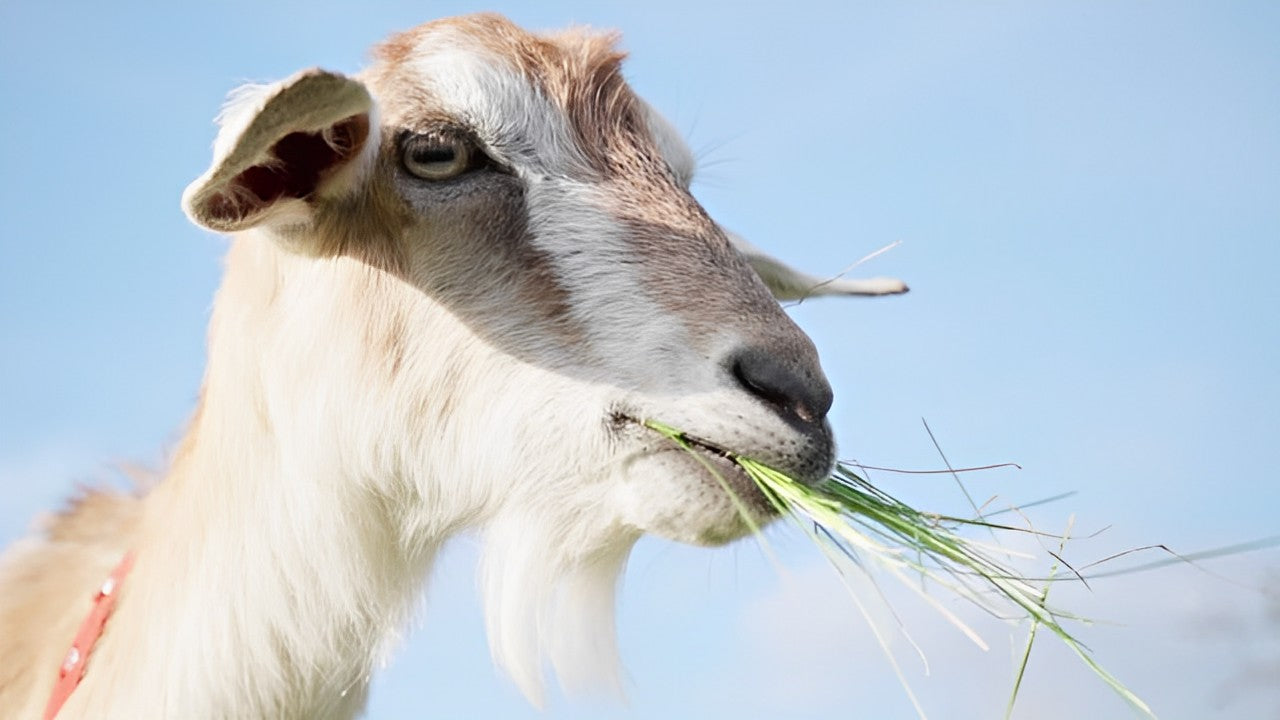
[731,360,786,410]
[730,348,833,427]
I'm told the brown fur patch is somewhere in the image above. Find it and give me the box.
[310,149,413,275]
[380,308,410,378]
[373,14,658,178]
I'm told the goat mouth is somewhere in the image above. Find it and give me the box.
[614,413,779,519]
[612,412,739,460]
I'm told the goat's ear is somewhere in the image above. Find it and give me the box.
[182,69,377,234]
[726,230,909,301]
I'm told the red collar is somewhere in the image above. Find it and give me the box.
[44,551,135,720]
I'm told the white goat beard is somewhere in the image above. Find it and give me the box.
[478,497,638,706]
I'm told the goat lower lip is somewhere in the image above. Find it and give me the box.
[663,442,765,502]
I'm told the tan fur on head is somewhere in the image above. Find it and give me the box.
[0,14,904,719]
[375,14,640,175]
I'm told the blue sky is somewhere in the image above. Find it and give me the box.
[2,2,1277,718]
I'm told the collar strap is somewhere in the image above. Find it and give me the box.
[44,551,135,720]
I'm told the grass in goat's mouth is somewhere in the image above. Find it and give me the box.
[643,418,1155,719]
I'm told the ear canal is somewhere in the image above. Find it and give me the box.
[198,114,369,227]
[182,69,376,234]
[725,229,910,301]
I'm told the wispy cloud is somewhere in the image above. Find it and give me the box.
[723,547,1280,720]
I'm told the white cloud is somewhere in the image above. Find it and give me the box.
[723,542,1280,720]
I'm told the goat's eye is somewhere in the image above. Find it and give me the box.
[402,135,472,180]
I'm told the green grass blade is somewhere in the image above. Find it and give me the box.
[643,418,1156,718]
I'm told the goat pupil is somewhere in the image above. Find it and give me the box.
[415,146,455,165]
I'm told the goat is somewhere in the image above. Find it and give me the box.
[0,14,905,719]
